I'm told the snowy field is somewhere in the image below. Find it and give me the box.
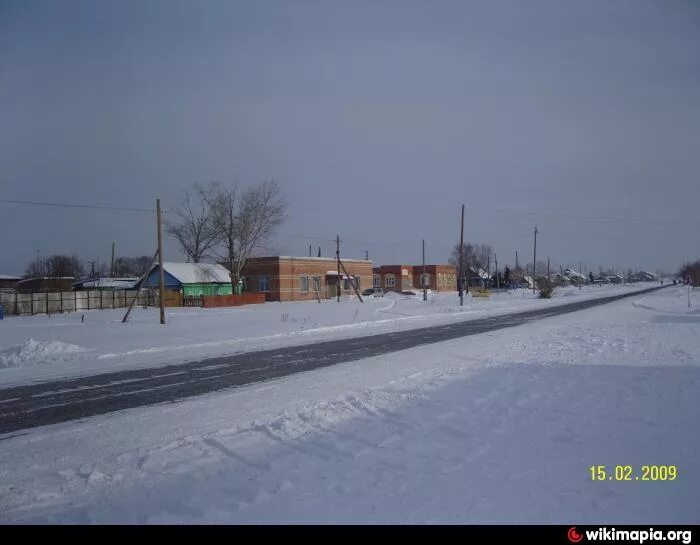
[0,285,698,523]
[0,283,656,386]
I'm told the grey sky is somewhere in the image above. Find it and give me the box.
[1,0,699,276]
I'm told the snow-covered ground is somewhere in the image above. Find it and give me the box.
[0,285,698,523]
[0,283,656,386]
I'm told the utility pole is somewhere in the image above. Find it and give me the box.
[494,253,499,289]
[547,257,551,282]
[336,234,341,302]
[87,260,97,278]
[533,226,538,294]
[422,239,427,301]
[157,199,165,325]
[459,204,465,307]
[110,241,116,278]
[487,254,491,288]
[309,244,312,257]
[515,251,519,272]
[365,250,369,261]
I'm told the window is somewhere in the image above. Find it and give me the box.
[312,276,321,292]
[354,276,361,290]
[385,274,396,288]
[300,276,309,293]
[421,273,431,288]
[373,274,380,288]
[344,278,350,291]
[259,275,269,292]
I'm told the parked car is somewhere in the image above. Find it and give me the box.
[361,288,384,297]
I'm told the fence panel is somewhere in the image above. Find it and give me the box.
[0,288,164,316]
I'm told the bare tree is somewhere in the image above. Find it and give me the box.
[449,242,492,273]
[211,180,287,291]
[113,256,154,277]
[167,183,220,263]
[679,260,700,286]
[25,256,47,278]
[25,254,84,278]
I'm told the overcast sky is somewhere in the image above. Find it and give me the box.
[1,0,699,276]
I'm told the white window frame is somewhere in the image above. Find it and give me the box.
[354,275,361,290]
[373,274,380,288]
[259,275,270,292]
[300,275,309,293]
[385,274,396,288]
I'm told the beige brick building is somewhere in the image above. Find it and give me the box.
[240,256,374,302]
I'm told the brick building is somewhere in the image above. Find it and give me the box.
[240,256,373,302]
[375,265,457,293]
[412,265,458,292]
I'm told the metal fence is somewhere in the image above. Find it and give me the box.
[0,289,160,316]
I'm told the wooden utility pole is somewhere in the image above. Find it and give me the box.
[487,254,491,288]
[122,249,159,323]
[422,239,427,301]
[495,254,499,289]
[309,244,312,257]
[533,226,538,294]
[157,199,165,324]
[336,234,341,302]
[339,259,363,302]
[547,257,551,282]
[111,241,116,278]
[459,205,465,307]
[515,251,519,272]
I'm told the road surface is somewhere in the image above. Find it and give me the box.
[0,285,666,434]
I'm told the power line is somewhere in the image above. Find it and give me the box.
[489,207,696,225]
[0,198,155,213]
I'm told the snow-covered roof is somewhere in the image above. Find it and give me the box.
[468,267,489,279]
[0,274,21,280]
[153,262,231,284]
[18,276,74,283]
[157,262,231,284]
[73,277,139,289]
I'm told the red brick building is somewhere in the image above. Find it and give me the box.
[376,265,457,293]
[240,256,373,302]
[412,265,458,292]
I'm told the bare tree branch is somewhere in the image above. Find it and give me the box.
[209,179,287,291]
[166,183,220,263]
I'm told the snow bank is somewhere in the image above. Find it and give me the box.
[0,339,89,368]
[0,287,698,523]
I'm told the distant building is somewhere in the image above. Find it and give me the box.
[415,265,458,292]
[0,274,21,291]
[72,277,139,290]
[376,265,415,293]
[144,262,233,297]
[375,265,457,293]
[17,277,75,293]
[240,256,373,301]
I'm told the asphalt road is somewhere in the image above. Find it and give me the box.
[0,285,667,435]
